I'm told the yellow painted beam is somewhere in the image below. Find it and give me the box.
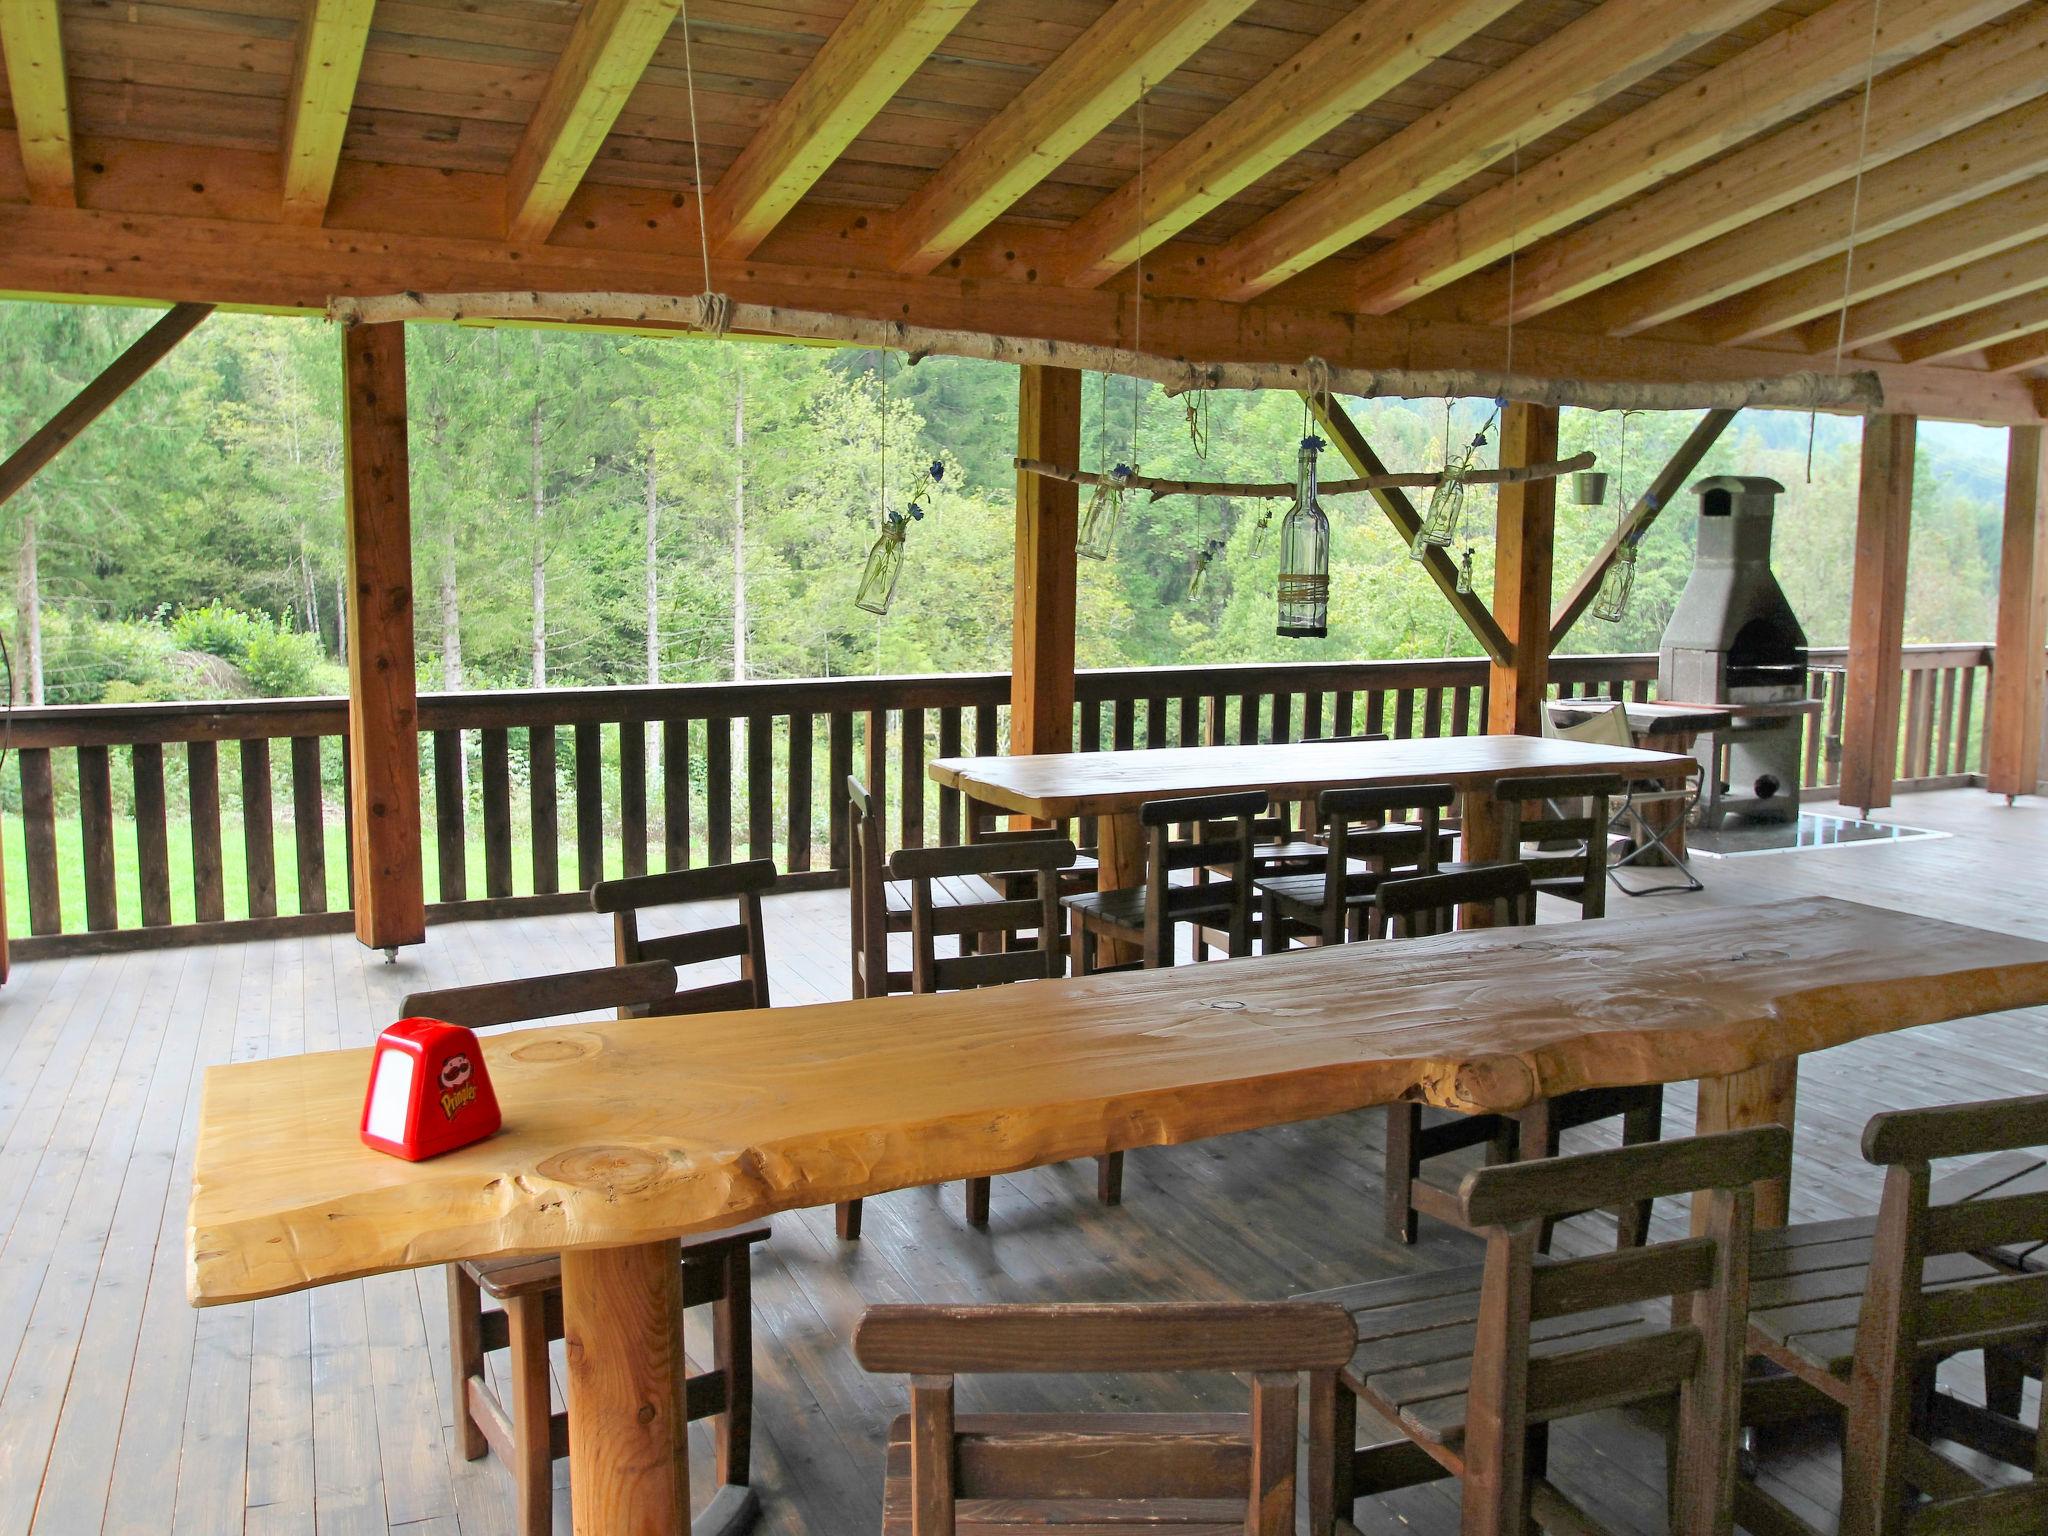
[887,0,1254,277]
[1474,2,2048,329]
[1985,330,2048,374]
[0,1,73,207]
[1893,282,2048,364]
[1203,0,1775,303]
[281,0,377,226]
[506,0,683,247]
[1050,0,1515,290]
[1351,0,2014,317]
[708,0,976,259]
[1818,249,2048,353]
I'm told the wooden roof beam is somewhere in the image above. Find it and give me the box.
[1204,0,1775,304]
[1,1,74,207]
[706,0,976,260]
[281,0,377,226]
[1783,220,2048,353]
[1984,330,2048,373]
[506,0,683,247]
[1894,285,2048,363]
[886,0,1254,276]
[1572,93,2048,339]
[1049,0,1518,291]
[1728,177,2048,348]
[1352,0,2019,317]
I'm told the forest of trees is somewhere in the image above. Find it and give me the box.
[0,300,2014,710]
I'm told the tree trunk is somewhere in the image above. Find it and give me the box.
[530,398,546,689]
[16,509,42,706]
[440,524,463,692]
[335,571,347,665]
[644,450,659,686]
[731,368,747,683]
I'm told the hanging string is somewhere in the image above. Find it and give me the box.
[677,0,716,297]
[1810,0,1885,481]
[1130,79,1147,472]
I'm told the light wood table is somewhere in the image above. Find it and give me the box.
[187,897,2048,1534]
[930,734,1695,951]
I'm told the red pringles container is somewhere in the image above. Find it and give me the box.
[360,1018,502,1161]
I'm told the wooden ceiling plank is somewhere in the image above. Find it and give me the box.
[1049,0,1518,291]
[281,0,377,226]
[1204,0,1776,304]
[506,0,684,246]
[1984,329,2048,373]
[1351,0,2020,317]
[1,0,76,207]
[885,0,1255,277]
[705,0,976,259]
[1713,175,2048,347]
[1883,275,2048,362]
[1571,94,2048,339]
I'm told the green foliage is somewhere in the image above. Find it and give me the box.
[170,598,266,661]
[240,623,327,697]
[38,610,178,704]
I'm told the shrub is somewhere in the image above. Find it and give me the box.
[38,610,178,704]
[241,624,325,697]
[170,599,265,661]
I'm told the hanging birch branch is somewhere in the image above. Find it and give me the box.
[1013,451,1597,502]
[327,290,1888,414]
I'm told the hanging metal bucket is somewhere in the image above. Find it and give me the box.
[1572,469,1610,505]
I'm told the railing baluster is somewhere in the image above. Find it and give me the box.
[1112,698,1135,752]
[748,712,774,860]
[789,711,815,869]
[1301,690,1322,740]
[1177,694,1199,747]
[1422,687,1443,738]
[1957,664,1978,776]
[1145,697,1167,749]
[531,725,560,895]
[1452,685,1473,737]
[662,719,689,872]
[861,709,887,848]
[1270,692,1293,744]
[899,707,924,850]
[340,735,356,907]
[707,718,734,866]
[483,727,513,897]
[433,728,466,903]
[1204,694,1224,746]
[575,721,604,888]
[291,735,327,914]
[1235,693,1258,745]
[1935,667,1957,778]
[1334,691,1354,736]
[618,720,647,879]
[241,738,277,920]
[974,704,999,840]
[1364,692,1385,738]
[133,743,172,927]
[187,741,224,925]
[78,745,118,932]
[828,712,853,870]
[19,748,59,935]
[936,708,960,846]
[1394,690,1415,740]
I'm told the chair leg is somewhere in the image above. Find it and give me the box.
[1384,1104,1420,1245]
[1074,924,1094,977]
[1616,1091,1664,1249]
[964,1177,991,1227]
[1308,1372,1356,1536]
[447,1264,488,1461]
[1262,895,1284,955]
[835,1199,863,1241]
[504,1293,554,1536]
[1097,1152,1124,1206]
[713,1244,754,1489]
[1983,1346,2026,1419]
[1516,1100,1563,1253]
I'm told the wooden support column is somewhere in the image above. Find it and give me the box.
[341,323,426,953]
[1487,402,1558,736]
[1011,365,1081,756]
[1988,424,2048,801]
[1842,413,1916,816]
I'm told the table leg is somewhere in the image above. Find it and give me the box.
[1097,810,1145,966]
[1455,788,1508,929]
[1694,1059,1799,1229]
[562,1239,690,1536]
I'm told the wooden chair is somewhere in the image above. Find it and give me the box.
[1487,771,1627,919]
[1305,1125,1790,1536]
[835,838,1075,1236]
[848,775,1008,1002]
[1739,1093,2048,1536]
[590,857,775,1015]
[1547,700,1704,895]
[402,963,769,1536]
[1373,865,1666,1251]
[1256,782,1455,950]
[1063,790,1266,975]
[853,1301,1356,1535]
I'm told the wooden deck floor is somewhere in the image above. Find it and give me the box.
[2,789,2045,1535]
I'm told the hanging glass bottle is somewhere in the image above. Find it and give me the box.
[1591,538,1637,623]
[855,504,922,616]
[1077,463,1131,561]
[1276,436,1330,639]
[1456,546,1475,595]
[1187,536,1225,600]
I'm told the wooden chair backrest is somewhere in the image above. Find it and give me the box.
[401,960,681,1030]
[853,1301,1356,1536]
[1455,1126,1792,1536]
[847,776,890,995]
[1841,1093,2048,1529]
[1313,782,1456,936]
[1493,772,1623,918]
[886,839,1076,992]
[1150,792,1266,957]
[590,858,776,1016]
[1376,864,1535,936]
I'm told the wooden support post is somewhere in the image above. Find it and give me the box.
[1011,365,1081,756]
[341,323,426,953]
[1842,414,1916,816]
[559,1238,689,1535]
[1989,424,2048,802]
[1487,402,1558,737]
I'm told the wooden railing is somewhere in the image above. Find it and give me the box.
[0,645,2013,955]
[1800,643,1994,793]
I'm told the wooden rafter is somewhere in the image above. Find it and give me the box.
[706,0,975,260]
[1048,0,1516,291]
[885,0,1252,276]
[1985,330,2048,374]
[0,0,74,207]
[1815,250,2048,355]
[1352,0,2014,317]
[1895,287,2048,363]
[1305,393,1512,667]
[505,0,682,246]
[1203,0,1773,304]
[0,305,215,511]
[281,0,377,226]
[1463,2,2048,327]
[1581,94,2048,339]
[1549,408,1737,648]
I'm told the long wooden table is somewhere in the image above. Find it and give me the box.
[187,897,2048,1534]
